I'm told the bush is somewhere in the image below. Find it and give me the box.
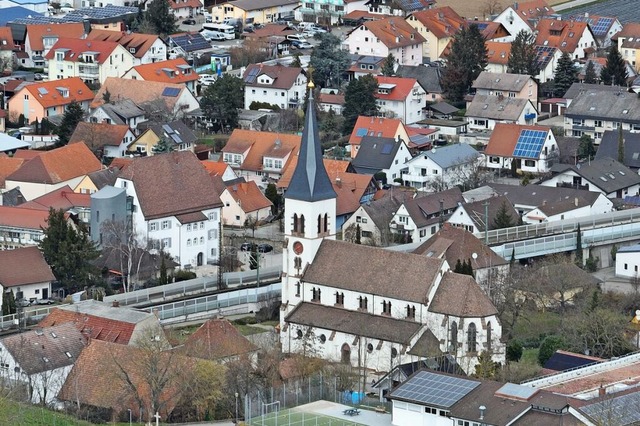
[585,255,599,272]
[249,101,280,111]
[506,340,523,363]
[538,335,564,366]
[172,270,196,282]
[244,316,258,324]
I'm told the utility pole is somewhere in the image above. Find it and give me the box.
[484,201,490,245]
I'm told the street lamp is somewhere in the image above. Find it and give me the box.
[127,409,132,426]
[235,392,239,424]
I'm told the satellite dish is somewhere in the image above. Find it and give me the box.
[472,253,478,260]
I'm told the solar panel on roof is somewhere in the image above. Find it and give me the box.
[37,87,48,95]
[162,124,173,133]
[390,370,480,408]
[245,67,260,83]
[513,129,547,159]
[582,392,640,425]
[161,87,180,97]
[381,143,394,154]
[591,17,613,35]
[356,127,368,137]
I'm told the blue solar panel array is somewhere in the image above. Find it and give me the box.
[171,33,210,53]
[245,66,260,83]
[535,46,556,67]
[390,370,480,408]
[381,143,394,154]
[162,87,180,97]
[591,17,613,35]
[397,0,428,12]
[513,130,547,159]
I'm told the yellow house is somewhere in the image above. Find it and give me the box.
[128,129,159,156]
[405,7,465,62]
[211,0,298,24]
[74,168,122,194]
[616,23,640,71]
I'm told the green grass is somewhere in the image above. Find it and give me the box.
[512,311,562,347]
[235,324,267,336]
[249,409,365,426]
[0,397,93,426]
[521,348,540,366]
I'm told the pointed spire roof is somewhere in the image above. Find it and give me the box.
[285,87,336,202]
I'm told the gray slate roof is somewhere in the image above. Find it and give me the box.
[285,89,336,202]
[466,94,531,121]
[549,158,640,194]
[459,195,519,232]
[595,130,640,169]
[404,187,463,228]
[563,82,625,100]
[419,143,479,169]
[87,168,121,190]
[140,120,198,146]
[1,323,86,375]
[428,101,458,115]
[472,71,532,92]
[351,136,404,174]
[619,244,640,253]
[565,88,640,123]
[396,65,443,94]
[56,299,154,324]
[98,99,145,125]
[362,190,411,231]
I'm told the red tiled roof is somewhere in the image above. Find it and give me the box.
[485,123,551,157]
[181,318,257,360]
[362,17,426,49]
[21,77,93,109]
[535,19,590,54]
[408,7,465,39]
[86,30,163,59]
[0,206,50,230]
[486,41,511,65]
[201,160,230,177]
[225,181,272,213]
[170,0,202,10]
[243,24,296,39]
[0,156,24,187]
[128,58,198,84]
[26,23,86,51]
[512,0,554,29]
[39,308,137,345]
[0,246,55,287]
[20,185,91,210]
[349,116,404,146]
[343,10,393,21]
[318,93,344,105]
[45,38,121,64]
[6,143,102,185]
[242,64,304,90]
[0,27,15,51]
[91,77,189,110]
[69,122,131,149]
[278,158,350,189]
[221,129,300,173]
[12,149,42,160]
[375,75,419,101]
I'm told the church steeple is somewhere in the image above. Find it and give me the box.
[285,82,336,202]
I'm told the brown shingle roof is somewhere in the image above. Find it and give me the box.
[119,151,223,220]
[303,239,444,304]
[404,187,464,228]
[26,23,86,51]
[221,129,300,173]
[225,181,273,214]
[0,156,24,187]
[21,77,94,109]
[242,64,304,90]
[458,195,519,232]
[69,122,131,149]
[86,30,162,59]
[285,302,422,345]
[408,6,465,39]
[428,271,498,317]
[181,318,257,360]
[1,323,86,374]
[91,77,189,110]
[6,143,101,185]
[363,17,426,49]
[128,58,199,84]
[485,123,551,157]
[0,246,55,287]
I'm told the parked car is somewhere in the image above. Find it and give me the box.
[200,30,227,42]
[35,298,55,305]
[18,299,32,307]
[199,74,217,86]
[34,73,43,81]
[291,40,313,50]
[182,18,196,25]
[240,242,257,251]
[258,243,273,253]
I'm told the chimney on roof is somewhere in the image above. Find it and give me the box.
[585,12,589,18]
[575,197,579,206]
[542,199,547,206]
[514,2,518,10]
[335,176,342,187]
[598,385,606,398]
[112,300,119,308]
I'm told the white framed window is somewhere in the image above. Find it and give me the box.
[187,224,191,231]
[187,239,192,246]
[200,222,204,229]
[162,238,171,248]
[208,212,218,221]
[149,222,158,232]
[161,220,171,230]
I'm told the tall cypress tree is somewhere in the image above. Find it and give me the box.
[583,61,597,84]
[575,224,583,265]
[553,52,578,97]
[600,45,628,86]
[441,23,488,102]
[381,53,396,76]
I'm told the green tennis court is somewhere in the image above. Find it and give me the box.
[249,409,366,426]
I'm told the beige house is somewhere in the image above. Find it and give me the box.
[405,7,465,62]
[219,180,273,227]
[472,71,538,101]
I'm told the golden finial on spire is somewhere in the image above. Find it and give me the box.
[307,66,315,89]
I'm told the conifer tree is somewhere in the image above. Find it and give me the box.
[507,30,540,76]
[381,53,396,76]
[493,201,514,229]
[441,24,488,102]
[553,52,577,97]
[583,61,597,84]
[600,45,628,86]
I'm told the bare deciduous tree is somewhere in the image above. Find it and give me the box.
[100,219,150,292]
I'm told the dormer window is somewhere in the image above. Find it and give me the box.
[335,292,344,306]
[129,48,136,53]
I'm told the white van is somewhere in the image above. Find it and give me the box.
[297,22,317,31]
[286,34,308,43]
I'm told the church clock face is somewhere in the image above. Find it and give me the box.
[293,241,304,255]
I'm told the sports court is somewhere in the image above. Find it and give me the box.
[248,400,392,426]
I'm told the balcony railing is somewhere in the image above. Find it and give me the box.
[78,65,99,77]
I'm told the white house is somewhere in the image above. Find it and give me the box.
[87,98,147,129]
[484,123,558,174]
[22,23,86,69]
[401,143,480,190]
[212,0,298,24]
[0,324,86,404]
[219,180,273,227]
[345,17,425,66]
[116,151,223,269]
[0,246,55,306]
[535,18,597,61]
[616,244,640,279]
[45,38,136,85]
[86,30,167,65]
[375,75,426,124]
[492,0,554,42]
[242,64,307,110]
[69,122,136,158]
[351,136,412,183]
[466,95,538,131]
[447,195,519,234]
[280,87,504,377]
[168,0,203,19]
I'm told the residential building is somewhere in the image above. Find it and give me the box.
[401,143,481,190]
[564,87,640,143]
[405,6,465,62]
[466,94,538,131]
[447,195,519,234]
[475,21,511,42]
[8,77,93,122]
[351,135,412,183]
[472,71,538,101]
[18,185,91,225]
[166,32,209,58]
[485,41,511,74]
[87,98,147,129]
[0,323,86,404]
[115,151,223,268]
[567,13,622,48]
[493,0,555,42]
[86,30,167,64]
[296,0,347,25]
[0,27,14,73]
[4,143,102,201]
[22,23,86,68]
[220,129,300,184]
[212,0,297,24]
[280,87,504,376]
[390,187,464,243]
[132,120,198,154]
[541,158,640,199]
[595,130,640,171]
[74,167,122,194]
[347,55,385,80]
[219,180,273,227]
[0,246,55,306]
[92,77,200,117]
[534,18,596,60]
[375,75,426,124]
[122,58,198,93]
[69,122,135,159]
[414,225,509,295]
[0,206,49,249]
[180,318,259,363]
[45,38,136,85]
[534,44,563,83]
[0,155,25,189]
[615,22,640,71]
[317,92,345,114]
[348,116,409,159]
[242,64,307,110]
[616,244,640,279]
[201,160,238,182]
[39,299,166,346]
[486,42,560,84]
[362,0,434,17]
[169,0,203,18]
[484,123,557,174]
[345,17,425,66]
[395,65,444,102]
